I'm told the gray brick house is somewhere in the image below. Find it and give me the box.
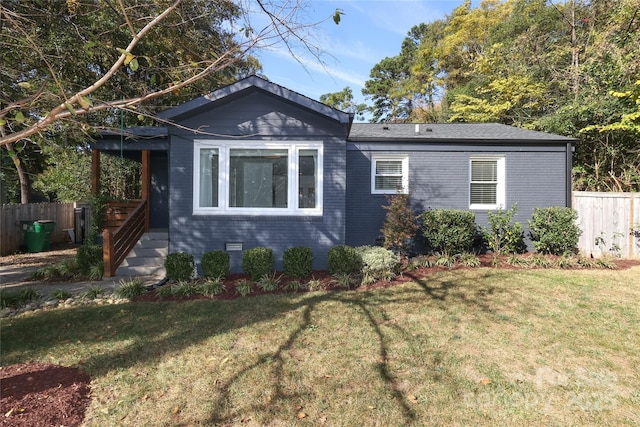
[93,75,574,273]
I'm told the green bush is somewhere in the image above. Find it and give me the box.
[164,252,195,281]
[0,288,41,309]
[328,245,362,275]
[420,209,477,255]
[201,250,230,279]
[529,207,581,255]
[242,247,274,281]
[76,244,103,275]
[484,204,526,255]
[381,193,418,255]
[113,278,146,299]
[283,246,313,277]
[355,245,401,284]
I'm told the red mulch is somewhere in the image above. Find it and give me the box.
[0,363,91,427]
[2,254,639,426]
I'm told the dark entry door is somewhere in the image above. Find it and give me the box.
[150,152,169,229]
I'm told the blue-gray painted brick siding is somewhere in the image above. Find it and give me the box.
[346,145,569,251]
[168,92,348,273]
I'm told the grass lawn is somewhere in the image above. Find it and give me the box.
[2,266,639,426]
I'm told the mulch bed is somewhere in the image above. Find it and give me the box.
[0,363,91,427]
[2,254,639,427]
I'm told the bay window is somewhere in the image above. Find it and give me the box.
[194,141,322,215]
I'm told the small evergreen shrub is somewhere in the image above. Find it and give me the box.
[380,193,418,255]
[201,250,230,279]
[529,207,581,255]
[165,252,195,281]
[50,289,72,300]
[420,209,477,255]
[284,280,304,292]
[172,280,200,297]
[283,246,313,278]
[199,278,226,297]
[81,286,104,300]
[113,278,146,299]
[235,279,254,296]
[1,288,41,309]
[484,204,526,255]
[355,245,401,284]
[257,272,281,292]
[328,245,362,275]
[242,247,274,281]
[76,244,103,275]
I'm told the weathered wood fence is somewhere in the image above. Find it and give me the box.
[0,203,80,256]
[573,191,640,259]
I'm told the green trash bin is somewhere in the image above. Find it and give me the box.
[25,222,48,253]
[37,220,55,250]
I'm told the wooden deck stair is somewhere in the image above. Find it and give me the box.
[115,230,168,278]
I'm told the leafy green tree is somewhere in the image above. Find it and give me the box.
[363,24,432,122]
[320,87,368,121]
[0,0,336,201]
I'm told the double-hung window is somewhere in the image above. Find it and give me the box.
[469,156,505,210]
[194,141,323,215]
[371,155,409,194]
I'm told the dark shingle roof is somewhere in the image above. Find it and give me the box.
[158,75,351,124]
[348,123,575,142]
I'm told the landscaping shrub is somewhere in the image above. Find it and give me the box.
[0,288,41,309]
[201,250,230,279]
[484,204,526,255]
[257,273,281,292]
[113,278,146,299]
[199,278,226,297]
[328,245,362,275]
[380,193,418,255]
[76,244,103,275]
[164,252,195,281]
[242,247,274,281]
[355,245,401,284]
[529,207,581,255]
[420,209,477,255]
[283,246,313,278]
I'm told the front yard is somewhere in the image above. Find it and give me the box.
[2,266,639,425]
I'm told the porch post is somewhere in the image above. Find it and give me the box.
[91,149,100,195]
[141,149,150,231]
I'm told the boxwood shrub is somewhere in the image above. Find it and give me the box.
[165,252,195,281]
[242,247,274,281]
[420,209,477,255]
[355,245,401,284]
[328,245,362,275]
[529,207,581,255]
[283,246,313,278]
[201,250,230,279]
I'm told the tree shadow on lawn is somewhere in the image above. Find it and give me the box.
[1,269,521,425]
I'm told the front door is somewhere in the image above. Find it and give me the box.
[150,152,169,229]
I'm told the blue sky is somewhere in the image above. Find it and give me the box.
[253,1,470,108]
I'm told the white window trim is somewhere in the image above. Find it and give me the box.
[469,156,505,210]
[371,155,409,194]
[193,140,323,216]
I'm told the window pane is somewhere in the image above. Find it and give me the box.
[299,149,317,209]
[199,149,218,207]
[375,176,403,191]
[229,149,288,208]
[376,160,402,175]
[470,183,497,204]
[472,161,497,182]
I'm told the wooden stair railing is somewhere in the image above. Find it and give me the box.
[103,200,147,277]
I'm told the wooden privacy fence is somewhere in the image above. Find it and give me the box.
[0,202,79,256]
[573,191,640,259]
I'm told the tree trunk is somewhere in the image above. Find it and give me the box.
[5,143,31,204]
